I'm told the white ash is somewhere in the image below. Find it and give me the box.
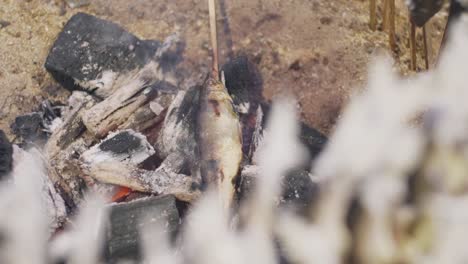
[248,105,264,161]
[235,102,250,115]
[44,117,63,134]
[150,100,165,116]
[75,70,117,98]
[133,162,199,201]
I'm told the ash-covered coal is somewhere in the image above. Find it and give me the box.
[82,129,155,167]
[157,86,200,170]
[104,195,180,262]
[45,12,162,98]
[10,100,64,147]
[99,131,143,155]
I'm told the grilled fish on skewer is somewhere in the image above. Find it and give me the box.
[197,76,243,210]
[196,0,243,210]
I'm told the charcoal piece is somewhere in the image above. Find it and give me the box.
[40,100,63,124]
[104,195,180,262]
[407,0,444,27]
[0,130,13,179]
[45,12,160,95]
[82,129,155,165]
[280,169,320,216]
[99,131,142,155]
[222,56,263,114]
[157,86,200,167]
[299,123,328,163]
[10,112,47,145]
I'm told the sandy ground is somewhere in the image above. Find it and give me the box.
[0,0,448,138]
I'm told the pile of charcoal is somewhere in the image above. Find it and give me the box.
[1,13,327,262]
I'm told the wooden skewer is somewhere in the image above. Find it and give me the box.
[388,0,396,51]
[409,20,417,71]
[383,0,389,31]
[369,0,376,30]
[208,0,220,80]
[422,24,431,70]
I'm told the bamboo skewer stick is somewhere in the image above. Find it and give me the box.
[388,0,396,51]
[409,20,417,71]
[208,0,220,80]
[422,24,431,70]
[383,0,389,31]
[369,0,377,30]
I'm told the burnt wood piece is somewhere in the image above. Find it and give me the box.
[0,130,13,179]
[156,87,200,169]
[81,129,155,166]
[82,160,200,202]
[222,56,264,161]
[222,55,263,114]
[80,61,179,138]
[80,130,200,201]
[105,195,180,263]
[45,12,160,97]
[45,92,96,211]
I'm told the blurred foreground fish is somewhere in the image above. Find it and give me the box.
[196,0,243,210]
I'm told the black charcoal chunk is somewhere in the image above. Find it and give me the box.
[10,112,47,145]
[222,56,263,114]
[40,100,63,124]
[10,100,64,147]
[222,56,264,160]
[99,131,142,155]
[45,12,160,93]
[104,195,180,262]
[299,123,328,163]
[0,130,13,179]
[280,169,320,216]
